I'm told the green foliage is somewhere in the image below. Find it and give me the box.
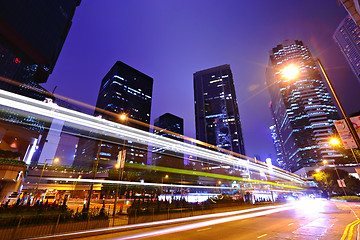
[312,168,360,196]
[0,150,21,159]
[0,158,26,167]
[332,196,360,202]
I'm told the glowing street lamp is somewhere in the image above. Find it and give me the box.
[113,162,122,216]
[161,175,169,200]
[119,113,127,121]
[329,138,340,146]
[329,137,359,167]
[315,169,320,173]
[281,64,300,80]
[112,113,129,215]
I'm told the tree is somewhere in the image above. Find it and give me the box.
[312,168,360,196]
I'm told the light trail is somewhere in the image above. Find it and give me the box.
[29,204,293,240]
[112,205,294,240]
[0,89,305,185]
[44,177,300,191]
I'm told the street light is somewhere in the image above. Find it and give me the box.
[115,113,128,214]
[36,158,60,200]
[329,137,359,166]
[87,113,128,211]
[325,139,348,196]
[281,64,300,80]
[119,113,127,121]
[37,158,60,189]
[316,59,360,149]
[329,138,340,146]
[161,175,169,200]
[113,162,121,216]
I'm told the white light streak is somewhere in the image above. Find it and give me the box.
[29,204,293,240]
[0,90,305,184]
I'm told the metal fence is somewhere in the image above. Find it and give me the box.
[0,202,273,239]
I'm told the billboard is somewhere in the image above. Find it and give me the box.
[334,115,360,149]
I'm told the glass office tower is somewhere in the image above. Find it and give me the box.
[334,16,360,84]
[194,64,245,155]
[152,113,184,169]
[73,61,153,168]
[266,40,341,172]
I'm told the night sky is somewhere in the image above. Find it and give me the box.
[43,0,360,163]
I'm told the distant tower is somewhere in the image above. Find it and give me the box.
[334,16,360,84]
[266,40,341,172]
[152,113,184,169]
[194,64,246,155]
[73,61,153,168]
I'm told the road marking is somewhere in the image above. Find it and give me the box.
[257,234,268,238]
[197,228,211,232]
[288,223,294,226]
[341,218,360,240]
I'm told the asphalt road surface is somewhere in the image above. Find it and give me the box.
[67,199,360,240]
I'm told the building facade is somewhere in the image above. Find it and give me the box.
[334,16,360,84]
[194,64,246,155]
[0,1,80,167]
[152,113,184,169]
[73,61,153,168]
[0,0,81,84]
[266,40,341,172]
[340,0,360,26]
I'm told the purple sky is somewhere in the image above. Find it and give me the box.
[43,0,360,162]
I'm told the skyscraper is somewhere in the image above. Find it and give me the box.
[0,0,81,83]
[340,0,360,25]
[73,61,153,168]
[266,40,341,172]
[152,113,184,169]
[194,64,245,155]
[334,16,360,84]
[0,1,80,166]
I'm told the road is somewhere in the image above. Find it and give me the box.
[57,199,360,240]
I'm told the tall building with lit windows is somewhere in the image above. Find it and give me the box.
[73,61,153,168]
[152,113,184,169]
[334,16,360,84]
[266,40,341,172]
[193,64,245,155]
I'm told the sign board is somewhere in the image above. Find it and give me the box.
[337,179,346,188]
[334,119,357,149]
[350,115,360,138]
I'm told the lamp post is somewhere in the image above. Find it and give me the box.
[113,113,128,216]
[36,158,59,201]
[85,140,101,211]
[161,175,169,201]
[316,59,360,149]
[37,158,59,190]
[328,139,348,196]
[72,175,81,199]
[87,113,128,212]
[113,163,121,216]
